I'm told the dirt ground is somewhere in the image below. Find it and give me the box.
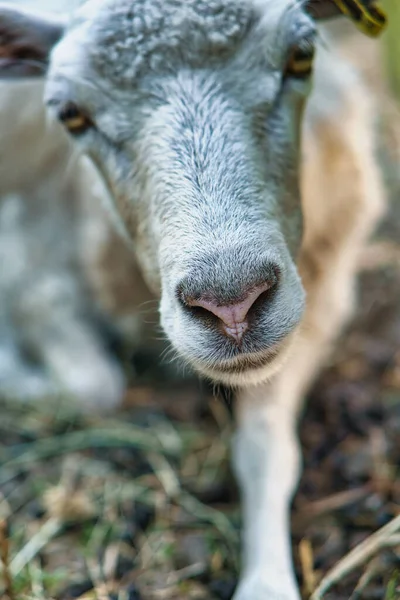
[1,25,400,600]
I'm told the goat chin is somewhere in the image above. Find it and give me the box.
[191,330,299,388]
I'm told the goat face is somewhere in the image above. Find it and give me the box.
[1,0,319,385]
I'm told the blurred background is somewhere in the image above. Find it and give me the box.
[1,2,400,599]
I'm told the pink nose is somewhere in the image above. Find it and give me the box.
[186,282,272,344]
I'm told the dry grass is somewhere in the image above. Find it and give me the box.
[2,330,400,600]
[0,391,240,600]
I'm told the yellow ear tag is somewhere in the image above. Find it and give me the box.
[331,0,387,37]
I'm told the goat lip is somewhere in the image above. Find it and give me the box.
[209,347,279,374]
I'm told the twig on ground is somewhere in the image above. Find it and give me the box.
[310,513,400,599]
[299,538,318,596]
[384,534,400,547]
[295,486,371,520]
[9,517,62,577]
[165,561,207,586]
[349,557,383,600]
[147,452,181,499]
[369,427,393,495]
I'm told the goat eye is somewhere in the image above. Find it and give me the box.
[58,103,93,135]
[285,44,315,79]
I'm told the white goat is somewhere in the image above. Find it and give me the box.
[0,1,386,597]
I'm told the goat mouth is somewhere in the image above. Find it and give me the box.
[212,348,280,374]
[193,330,299,387]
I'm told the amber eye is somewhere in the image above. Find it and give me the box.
[58,103,93,135]
[285,44,315,78]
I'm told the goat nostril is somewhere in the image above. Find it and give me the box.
[189,281,272,324]
[181,279,274,344]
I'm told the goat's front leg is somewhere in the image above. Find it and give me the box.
[233,383,301,600]
[232,240,360,600]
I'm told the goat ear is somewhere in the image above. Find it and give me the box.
[0,4,65,78]
[305,0,387,37]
